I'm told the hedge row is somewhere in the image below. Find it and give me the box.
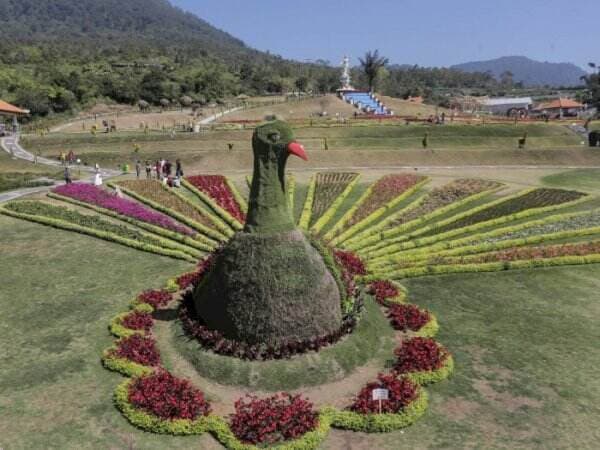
[225,177,249,214]
[298,174,317,230]
[369,225,600,270]
[363,194,590,261]
[101,351,154,378]
[352,186,502,253]
[363,253,600,281]
[310,175,361,235]
[181,179,244,231]
[109,181,228,243]
[46,192,215,252]
[0,207,198,262]
[414,314,439,338]
[330,178,429,247]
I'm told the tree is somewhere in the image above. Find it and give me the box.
[359,50,389,92]
[500,70,514,88]
[295,76,309,92]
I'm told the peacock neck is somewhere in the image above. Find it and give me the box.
[244,153,294,234]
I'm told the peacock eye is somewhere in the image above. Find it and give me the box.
[268,132,281,143]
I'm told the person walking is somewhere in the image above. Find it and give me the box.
[175,159,183,178]
[64,166,72,184]
[165,160,173,178]
[155,160,161,180]
[60,152,66,165]
[135,160,141,179]
[145,160,152,179]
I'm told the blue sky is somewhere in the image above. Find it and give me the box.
[171,0,598,70]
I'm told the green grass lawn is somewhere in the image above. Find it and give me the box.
[542,169,600,193]
[1,211,599,449]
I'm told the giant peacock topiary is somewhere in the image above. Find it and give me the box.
[193,121,343,345]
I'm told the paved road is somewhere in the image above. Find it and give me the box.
[0,134,119,203]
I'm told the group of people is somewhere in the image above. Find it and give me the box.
[136,158,184,187]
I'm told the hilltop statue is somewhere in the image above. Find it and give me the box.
[340,55,354,90]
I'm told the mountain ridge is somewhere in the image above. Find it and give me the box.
[451,56,586,87]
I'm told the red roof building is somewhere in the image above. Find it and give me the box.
[533,98,584,118]
[0,100,29,115]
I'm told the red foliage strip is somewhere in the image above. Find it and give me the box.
[387,304,431,332]
[369,280,399,304]
[128,370,211,421]
[176,255,216,290]
[113,334,161,366]
[469,240,600,264]
[334,250,367,276]
[230,393,318,446]
[394,337,449,374]
[186,175,246,223]
[350,373,418,414]
[137,289,172,309]
[121,311,154,332]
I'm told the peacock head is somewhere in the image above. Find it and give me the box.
[252,120,307,166]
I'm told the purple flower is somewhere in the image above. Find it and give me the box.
[53,183,195,236]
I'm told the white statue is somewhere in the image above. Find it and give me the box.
[340,55,353,90]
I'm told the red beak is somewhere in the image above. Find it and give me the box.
[287,141,308,161]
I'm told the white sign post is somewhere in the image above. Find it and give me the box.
[372,388,389,414]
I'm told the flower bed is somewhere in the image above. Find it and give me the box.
[334,250,367,276]
[390,179,503,228]
[310,172,358,226]
[129,370,212,420]
[368,280,405,305]
[387,304,430,332]
[121,310,154,332]
[350,373,418,414]
[394,337,453,385]
[347,174,425,227]
[53,183,194,236]
[229,393,318,446]
[430,188,586,236]
[174,254,216,290]
[117,180,215,227]
[185,175,246,223]
[135,289,173,309]
[111,334,161,367]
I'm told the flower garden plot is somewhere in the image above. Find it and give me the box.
[425,188,586,237]
[185,175,246,223]
[309,172,359,227]
[52,183,195,237]
[344,179,503,252]
[1,201,201,258]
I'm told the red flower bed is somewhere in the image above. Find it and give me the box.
[176,255,215,290]
[350,373,418,414]
[121,311,154,332]
[394,337,448,374]
[387,304,431,332]
[369,280,399,304]
[113,334,161,366]
[186,175,246,223]
[334,250,367,276]
[230,393,318,445]
[137,289,173,309]
[128,370,211,420]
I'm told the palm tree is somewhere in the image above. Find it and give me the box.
[359,50,389,92]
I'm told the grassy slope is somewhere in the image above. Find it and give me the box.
[0,216,217,450]
[326,267,600,450]
[542,169,600,193]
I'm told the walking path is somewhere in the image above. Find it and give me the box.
[0,134,120,203]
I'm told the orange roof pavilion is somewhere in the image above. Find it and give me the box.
[0,100,29,115]
[535,98,584,110]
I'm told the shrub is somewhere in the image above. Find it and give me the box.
[394,337,448,374]
[128,370,211,421]
[387,304,431,332]
[229,393,318,446]
[350,373,418,414]
[369,280,399,304]
[121,311,154,332]
[137,289,173,309]
[334,250,367,276]
[113,334,161,366]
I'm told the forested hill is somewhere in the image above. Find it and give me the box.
[0,0,252,60]
[452,56,587,87]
